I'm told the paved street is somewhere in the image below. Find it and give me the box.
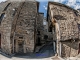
[0,43,62,60]
[0,53,63,60]
[0,53,80,60]
[0,54,80,60]
[0,44,80,60]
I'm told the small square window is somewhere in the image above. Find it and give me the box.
[19,37,23,39]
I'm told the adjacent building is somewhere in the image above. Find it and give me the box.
[47,2,80,57]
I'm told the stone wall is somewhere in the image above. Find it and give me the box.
[61,41,80,57]
[37,13,44,30]
[37,13,44,41]
[11,2,38,53]
[48,2,79,41]
[0,1,38,54]
[0,1,9,14]
[47,2,80,57]
[0,2,20,54]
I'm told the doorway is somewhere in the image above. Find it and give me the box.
[15,40,24,54]
[18,40,24,53]
[18,43,24,53]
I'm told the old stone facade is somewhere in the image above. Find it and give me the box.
[36,13,44,43]
[0,1,49,55]
[0,1,80,58]
[0,1,39,54]
[47,2,80,57]
[11,2,38,54]
[1,1,21,54]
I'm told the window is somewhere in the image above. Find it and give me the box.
[19,37,23,39]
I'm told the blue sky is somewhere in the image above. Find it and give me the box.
[0,0,80,17]
[37,0,80,17]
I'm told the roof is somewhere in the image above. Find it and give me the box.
[0,1,9,14]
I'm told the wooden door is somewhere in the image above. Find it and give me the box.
[18,40,24,53]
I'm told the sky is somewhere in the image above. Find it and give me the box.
[0,0,80,17]
[37,0,80,17]
[0,0,6,2]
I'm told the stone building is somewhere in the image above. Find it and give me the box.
[0,0,39,54]
[43,17,53,41]
[47,2,80,57]
[0,0,50,55]
[0,0,80,58]
[36,13,44,45]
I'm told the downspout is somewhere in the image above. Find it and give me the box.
[51,18,61,56]
[55,22,60,56]
[52,27,56,54]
